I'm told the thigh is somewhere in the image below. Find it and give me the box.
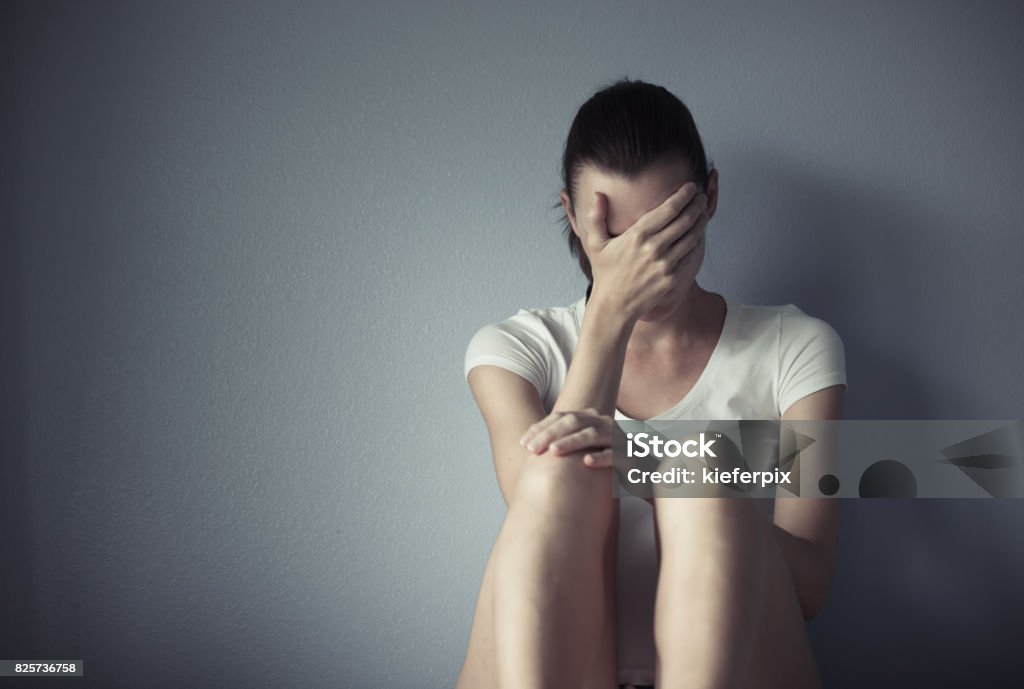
[582,499,619,689]
[456,503,621,689]
[745,522,822,689]
[649,498,821,689]
[455,544,499,689]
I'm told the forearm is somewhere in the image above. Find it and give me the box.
[552,293,635,416]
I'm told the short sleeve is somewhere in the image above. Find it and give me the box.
[777,310,847,415]
[464,312,552,399]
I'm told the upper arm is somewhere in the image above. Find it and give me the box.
[774,308,847,552]
[467,364,549,505]
[777,312,846,415]
[774,384,846,566]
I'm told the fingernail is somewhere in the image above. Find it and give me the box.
[527,441,538,452]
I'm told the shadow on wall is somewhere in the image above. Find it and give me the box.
[721,149,947,419]
[724,151,1024,687]
[0,4,34,659]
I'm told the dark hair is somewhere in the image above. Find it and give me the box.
[556,77,714,282]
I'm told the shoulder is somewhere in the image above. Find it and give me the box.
[722,298,846,413]
[466,301,580,355]
[776,304,845,357]
[464,299,583,395]
[727,300,844,352]
[756,303,847,412]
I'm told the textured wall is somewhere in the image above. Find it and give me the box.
[3,1,1023,687]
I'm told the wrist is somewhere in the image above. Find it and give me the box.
[587,284,640,331]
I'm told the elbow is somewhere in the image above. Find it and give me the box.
[800,587,828,621]
[798,564,834,621]
[772,523,838,622]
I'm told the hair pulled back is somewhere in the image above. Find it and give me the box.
[558,78,713,282]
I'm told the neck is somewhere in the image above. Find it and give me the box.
[628,284,721,352]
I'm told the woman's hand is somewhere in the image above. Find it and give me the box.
[582,181,708,320]
[518,408,616,468]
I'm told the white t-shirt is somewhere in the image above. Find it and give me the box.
[463,294,847,686]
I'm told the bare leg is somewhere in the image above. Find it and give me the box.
[456,540,499,689]
[652,496,820,689]
[742,509,822,689]
[456,449,618,689]
[583,501,619,689]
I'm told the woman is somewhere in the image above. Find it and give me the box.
[457,78,846,689]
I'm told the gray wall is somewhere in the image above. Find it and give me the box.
[4,1,1022,687]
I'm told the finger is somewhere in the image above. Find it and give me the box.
[649,192,708,253]
[519,413,564,447]
[527,413,590,453]
[633,181,700,238]
[549,427,605,455]
[664,211,708,268]
[583,449,613,468]
[521,413,576,451]
[586,191,610,244]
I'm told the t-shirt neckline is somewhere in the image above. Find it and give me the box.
[572,292,735,422]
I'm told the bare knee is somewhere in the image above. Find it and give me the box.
[512,449,608,502]
[510,449,614,525]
